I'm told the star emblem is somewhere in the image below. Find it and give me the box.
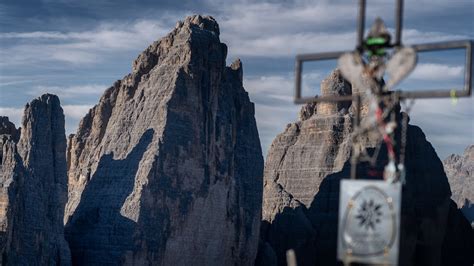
[355,199,382,230]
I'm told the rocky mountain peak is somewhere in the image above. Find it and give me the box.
[185,14,220,36]
[443,144,474,225]
[299,69,352,121]
[463,144,474,161]
[65,15,263,265]
[0,117,17,137]
[230,58,243,81]
[131,15,220,76]
[0,93,70,265]
[320,68,350,96]
[18,94,66,171]
[0,117,19,165]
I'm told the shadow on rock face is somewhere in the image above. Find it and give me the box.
[65,129,154,265]
[460,199,474,225]
[257,125,474,266]
[257,160,352,266]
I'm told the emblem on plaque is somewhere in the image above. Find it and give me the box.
[338,180,401,265]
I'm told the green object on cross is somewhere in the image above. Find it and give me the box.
[366,37,387,46]
[367,48,386,57]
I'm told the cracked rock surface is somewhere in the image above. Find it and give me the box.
[0,95,71,265]
[64,15,264,265]
[443,145,474,225]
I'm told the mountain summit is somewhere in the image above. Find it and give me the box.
[64,15,263,265]
[0,95,71,265]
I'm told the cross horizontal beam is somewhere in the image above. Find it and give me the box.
[294,40,472,104]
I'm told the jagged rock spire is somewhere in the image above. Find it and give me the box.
[65,15,263,265]
[0,94,71,265]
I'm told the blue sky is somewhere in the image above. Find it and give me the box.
[0,0,473,159]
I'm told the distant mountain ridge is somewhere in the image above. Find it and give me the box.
[443,145,474,225]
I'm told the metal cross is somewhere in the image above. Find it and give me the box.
[293,1,472,264]
[293,0,472,181]
[295,0,472,103]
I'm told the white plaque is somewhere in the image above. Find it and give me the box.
[337,180,401,265]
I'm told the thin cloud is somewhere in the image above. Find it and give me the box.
[255,104,300,158]
[63,104,93,120]
[0,20,169,44]
[0,104,93,134]
[410,63,464,80]
[28,84,107,99]
[225,28,469,58]
[245,75,294,98]
[0,79,43,87]
[405,97,474,158]
[0,19,171,66]
[0,107,22,127]
[0,31,73,39]
[215,0,470,58]
[227,32,355,57]
[244,74,300,156]
[218,2,359,39]
[0,1,469,65]
[402,29,470,44]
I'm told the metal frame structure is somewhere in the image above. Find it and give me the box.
[292,0,474,192]
[293,0,474,190]
[294,0,472,104]
[292,2,473,264]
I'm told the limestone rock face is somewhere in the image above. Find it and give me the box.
[0,95,71,265]
[0,117,19,170]
[0,133,19,261]
[0,117,18,139]
[443,145,474,225]
[65,15,263,265]
[258,70,474,265]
